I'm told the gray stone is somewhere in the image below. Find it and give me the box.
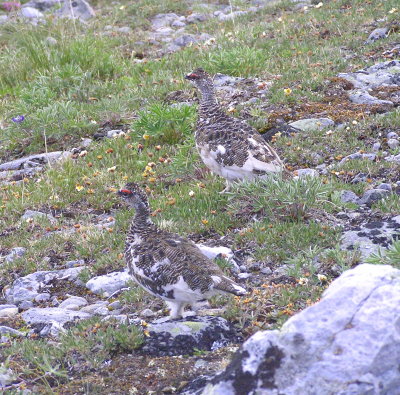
[0,151,70,172]
[0,326,24,337]
[19,301,34,310]
[58,296,88,309]
[173,34,197,47]
[5,267,86,304]
[218,10,247,21]
[106,129,124,138]
[86,270,131,296]
[65,259,85,268]
[387,131,399,139]
[295,168,319,178]
[186,13,209,23]
[377,183,392,192]
[338,60,400,90]
[21,209,55,223]
[23,0,60,11]
[260,267,273,275]
[384,153,400,163]
[171,19,186,28]
[142,316,241,357]
[55,0,95,21]
[4,247,27,263]
[213,73,243,87]
[348,90,393,106]
[366,27,389,43]
[237,273,251,280]
[358,188,390,206]
[151,13,179,29]
[108,300,122,310]
[34,293,51,303]
[195,264,400,395]
[340,190,359,204]
[289,118,334,132]
[372,142,381,152]
[20,6,44,18]
[351,173,368,184]
[339,152,376,165]
[93,306,109,316]
[387,138,399,149]
[0,366,15,388]
[44,36,57,46]
[22,307,92,326]
[117,26,131,34]
[80,301,108,314]
[341,215,400,258]
[80,138,93,148]
[140,308,155,318]
[0,305,18,318]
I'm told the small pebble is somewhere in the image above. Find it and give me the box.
[140,308,155,318]
[387,138,399,149]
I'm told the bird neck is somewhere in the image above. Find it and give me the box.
[198,84,220,115]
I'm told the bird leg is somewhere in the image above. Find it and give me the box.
[165,301,186,319]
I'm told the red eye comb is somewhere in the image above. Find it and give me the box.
[120,189,133,194]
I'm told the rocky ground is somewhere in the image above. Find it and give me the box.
[0,0,399,393]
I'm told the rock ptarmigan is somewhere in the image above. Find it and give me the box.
[117,183,247,319]
[185,68,290,192]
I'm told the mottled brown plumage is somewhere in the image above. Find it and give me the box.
[118,183,246,319]
[185,68,289,192]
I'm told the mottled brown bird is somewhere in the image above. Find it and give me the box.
[118,183,247,319]
[185,68,289,192]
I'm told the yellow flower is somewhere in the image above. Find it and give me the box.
[317,274,328,282]
[75,185,84,191]
[201,219,209,225]
[284,88,292,96]
[143,134,150,140]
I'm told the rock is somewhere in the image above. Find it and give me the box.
[5,267,86,304]
[294,168,319,178]
[0,151,71,172]
[0,305,18,318]
[80,301,108,314]
[44,36,57,46]
[117,26,131,34]
[387,131,399,139]
[58,296,88,309]
[338,60,400,90]
[173,34,197,47]
[260,267,273,275]
[218,10,247,21]
[106,129,125,138]
[237,273,251,280]
[22,307,92,326]
[65,259,85,268]
[384,153,400,164]
[288,118,334,132]
[194,264,400,395]
[186,12,209,23]
[21,209,55,223]
[0,366,15,388]
[86,270,131,296]
[341,215,400,258]
[151,13,179,29]
[371,142,381,152]
[19,301,34,310]
[171,19,186,28]
[351,172,368,184]
[108,300,122,310]
[377,183,392,192]
[55,0,95,21]
[366,27,389,43]
[34,293,51,303]
[0,326,25,337]
[4,247,26,263]
[140,308,155,318]
[20,6,44,18]
[358,188,390,206]
[340,190,359,204]
[387,138,399,149]
[23,0,60,11]
[0,15,8,24]
[348,90,393,106]
[80,137,93,147]
[213,73,243,87]
[140,316,241,357]
[339,152,376,165]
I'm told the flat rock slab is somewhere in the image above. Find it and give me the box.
[22,307,91,325]
[54,0,95,20]
[341,215,400,258]
[289,117,334,132]
[191,264,400,395]
[0,151,70,171]
[86,271,131,296]
[140,316,241,357]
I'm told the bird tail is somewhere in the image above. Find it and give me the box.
[214,276,247,296]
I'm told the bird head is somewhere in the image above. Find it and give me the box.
[185,68,214,91]
[117,183,150,212]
